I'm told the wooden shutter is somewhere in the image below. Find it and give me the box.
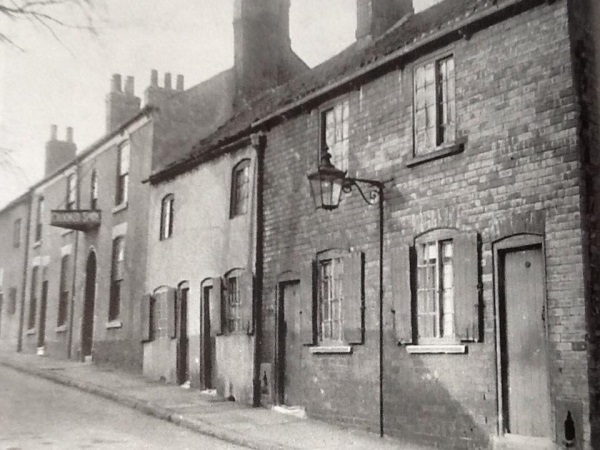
[454,231,480,342]
[299,260,316,345]
[342,251,364,344]
[166,287,177,339]
[141,294,152,342]
[240,271,254,335]
[391,243,413,344]
[210,277,223,336]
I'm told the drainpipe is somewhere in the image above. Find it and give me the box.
[67,162,81,359]
[17,190,33,352]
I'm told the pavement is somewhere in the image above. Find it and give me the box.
[0,351,434,450]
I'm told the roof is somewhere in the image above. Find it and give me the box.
[150,0,534,184]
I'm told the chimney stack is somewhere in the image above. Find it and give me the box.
[356,0,413,44]
[45,125,77,176]
[144,70,183,107]
[164,73,172,90]
[105,73,141,133]
[176,74,184,91]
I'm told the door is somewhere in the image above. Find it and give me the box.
[37,279,48,348]
[81,252,96,360]
[201,285,216,389]
[500,246,551,437]
[276,281,300,405]
[177,286,189,384]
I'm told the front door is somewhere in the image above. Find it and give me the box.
[201,285,216,390]
[177,286,189,385]
[276,281,300,405]
[37,279,48,348]
[81,252,96,360]
[500,245,551,438]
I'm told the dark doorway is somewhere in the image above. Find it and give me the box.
[275,280,300,405]
[81,251,96,360]
[200,285,216,390]
[177,284,189,385]
[499,245,551,438]
[37,275,48,349]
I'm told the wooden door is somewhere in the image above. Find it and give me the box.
[201,285,216,389]
[37,280,48,348]
[81,252,96,359]
[177,287,189,384]
[276,281,300,406]
[500,246,551,437]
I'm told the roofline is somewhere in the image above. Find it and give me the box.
[149,0,548,184]
[0,189,32,215]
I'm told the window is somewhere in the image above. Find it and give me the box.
[66,173,77,210]
[115,142,130,206]
[35,196,44,242]
[320,100,349,171]
[57,255,70,326]
[317,257,344,343]
[160,194,174,240]
[391,230,480,347]
[416,240,454,341]
[226,276,242,332]
[230,160,249,218]
[28,266,39,329]
[8,287,17,315]
[90,170,98,210]
[13,218,21,248]
[414,55,455,155]
[109,237,125,320]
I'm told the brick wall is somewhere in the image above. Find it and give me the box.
[261,1,590,448]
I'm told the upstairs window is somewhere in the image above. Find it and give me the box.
[109,237,125,321]
[320,100,349,171]
[66,173,77,210]
[414,55,455,155]
[230,160,250,218]
[115,142,130,206]
[13,218,21,248]
[35,196,44,242]
[57,255,70,326]
[160,194,174,240]
[90,170,98,210]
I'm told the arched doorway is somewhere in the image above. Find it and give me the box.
[81,250,97,361]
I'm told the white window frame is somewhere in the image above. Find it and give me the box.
[319,99,350,171]
[317,253,344,344]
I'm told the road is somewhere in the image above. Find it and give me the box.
[0,364,245,449]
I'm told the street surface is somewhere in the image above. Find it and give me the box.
[0,365,245,449]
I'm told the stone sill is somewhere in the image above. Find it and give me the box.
[406,344,467,354]
[112,203,128,215]
[309,345,352,355]
[406,141,465,168]
[106,320,123,329]
[55,325,68,334]
[26,328,36,336]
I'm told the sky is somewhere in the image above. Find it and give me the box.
[0,0,440,207]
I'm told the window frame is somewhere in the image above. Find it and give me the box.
[35,196,44,242]
[115,142,130,206]
[160,194,174,240]
[90,170,98,210]
[13,218,21,248]
[226,275,242,333]
[109,236,125,321]
[414,228,459,345]
[319,98,350,172]
[57,254,70,327]
[66,173,77,210]
[230,160,250,218]
[316,253,345,345]
[412,51,456,158]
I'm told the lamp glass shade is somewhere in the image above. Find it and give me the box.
[307,164,346,210]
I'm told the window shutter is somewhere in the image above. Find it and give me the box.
[454,231,480,342]
[299,260,316,345]
[240,271,254,335]
[342,251,364,344]
[141,294,152,342]
[166,287,177,339]
[210,277,223,336]
[391,243,413,344]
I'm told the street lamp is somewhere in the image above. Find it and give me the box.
[307,149,386,438]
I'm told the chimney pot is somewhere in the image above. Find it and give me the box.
[50,124,58,140]
[124,76,135,95]
[164,73,172,90]
[356,0,413,43]
[111,74,122,92]
[66,127,73,142]
[176,74,184,91]
[150,69,158,87]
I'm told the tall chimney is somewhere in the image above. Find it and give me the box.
[233,0,293,105]
[105,73,141,133]
[45,125,77,176]
[356,0,413,44]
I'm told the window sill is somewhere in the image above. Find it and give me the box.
[106,320,123,329]
[309,345,352,355]
[33,240,42,249]
[26,328,36,336]
[406,344,467,354]
[112,203,128,214]
[55,325,68,334]
[406,141,465,168]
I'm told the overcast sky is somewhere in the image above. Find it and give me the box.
[0,0,440,205]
